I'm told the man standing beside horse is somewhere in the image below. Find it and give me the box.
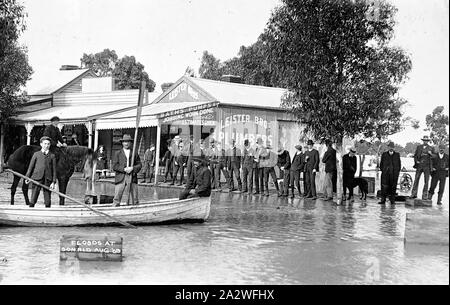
[112,134,142,206]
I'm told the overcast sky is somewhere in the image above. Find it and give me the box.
[19,0,449,145]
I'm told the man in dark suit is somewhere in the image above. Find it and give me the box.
[289,144,304,198]
[179,156,212,200]
[343,146,357,201]
[411,135,434,199]
[227,139,242,192]
[112,134,142,206]
[277,144,291,197]
[241,139,255,194]
[25,136,57,208]
[304,140,319,199]
[171,141,188,186]
[378,142,401,205]
[43,116,66,151]
[322,139,336,201]
[428,144,449,205]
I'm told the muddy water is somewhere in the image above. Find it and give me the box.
[0,179,448,284]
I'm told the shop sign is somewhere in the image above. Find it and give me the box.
[160,107,216,124]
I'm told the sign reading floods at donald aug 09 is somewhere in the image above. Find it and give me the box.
[60,235,123,261]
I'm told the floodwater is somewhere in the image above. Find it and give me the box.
[0,178,448,285]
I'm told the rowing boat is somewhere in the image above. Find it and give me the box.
[0,197,211,227]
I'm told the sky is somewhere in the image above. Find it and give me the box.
[18,0,449,145]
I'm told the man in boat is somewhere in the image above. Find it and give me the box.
[112,134,142,206]
[179,155,212,200]
[24,136,57,208]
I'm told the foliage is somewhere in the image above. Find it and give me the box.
[198,51,223,80]
[0,0,33,122]
[81,50,155,92]
[425,106,449,146]
[263,0,412,143]
[184,66,196,77]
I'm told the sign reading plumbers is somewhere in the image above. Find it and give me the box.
[60,235,123,262]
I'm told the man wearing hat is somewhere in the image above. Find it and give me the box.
[179,155,212,200]
[112,134,142,206]
[277,143,291,197]
[411,135,435,199]
[254,137,268,195]
[428,144,449,205]
[304,140,319,199]
[261,141,280,196]
[227,139,243,192]
[24,136,57,208]
[343,145,357,201]
[322,139,336,201]
[289,144,304,198]
[142,144,156,183]
[43,116,66,151]
[241,139,255,193]
[379,142,401,204]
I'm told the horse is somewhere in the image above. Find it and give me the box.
[5,145,97,206]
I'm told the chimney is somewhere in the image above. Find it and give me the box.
[60,65,80,71]
[221,75,243,84]
[161,82,174,92]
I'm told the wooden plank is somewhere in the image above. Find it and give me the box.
[405,198,433,207]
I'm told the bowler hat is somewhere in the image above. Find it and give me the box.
[307,140,314,146]
[388,142,395,149]
[295,144,302,150]
[50,116,60,122]
[119,134,133,142]
[421,135,431,141]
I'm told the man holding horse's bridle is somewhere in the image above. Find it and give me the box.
[43,116,67,151]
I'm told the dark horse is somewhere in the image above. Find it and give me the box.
[5,145,97,206]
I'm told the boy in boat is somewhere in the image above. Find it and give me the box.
[112,134,142,206]
[24,136,57,208]
[179,156,212,200]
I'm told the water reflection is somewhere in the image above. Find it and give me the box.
[0,180,448,284]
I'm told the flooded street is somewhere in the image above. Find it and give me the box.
[0,178,448,285]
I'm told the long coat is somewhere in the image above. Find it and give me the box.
[322,147,336,173]
[304,149,319,172]
[26,151,57,183]
[432,153,449,178]
[380,151,401,185]
[290,152,304,172]
[343,154,357,178]
[112,149,142,184]
[413,144,434,170]
[277,150,291,170]
[185,165,212,197]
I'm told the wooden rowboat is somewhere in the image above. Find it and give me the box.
[0,197,211,227]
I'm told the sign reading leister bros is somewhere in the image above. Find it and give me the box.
[60,235,123,262]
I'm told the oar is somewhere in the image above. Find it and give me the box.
[5,169,137,229]
[127,80,146,205]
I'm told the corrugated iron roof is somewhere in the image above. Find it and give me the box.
[187,77,288,108]
[26,68,94,95]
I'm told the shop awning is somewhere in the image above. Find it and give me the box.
[95,101,218,130]
[12,104,131,125]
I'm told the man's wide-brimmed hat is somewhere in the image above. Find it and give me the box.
[388,141,395,148]
[307,140,314,146]
[120,134,133,142]
[50,116,60,122]
[421,135,431,141]
[439,144,447,150]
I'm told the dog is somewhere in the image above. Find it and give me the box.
[351,177,369,200]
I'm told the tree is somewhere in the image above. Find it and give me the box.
[404,142,421,156]
[1,0,33,171]
[184,66,196,77]
[425,106,449,146]
[198,51,223,80]
[81,50,156,92]
[263,0,412,204]
[80,49,118,77]
[113,55,155,92]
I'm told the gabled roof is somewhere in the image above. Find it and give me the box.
[26,68,96,96]
[187,77,288,108]
[152,76,288,109]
